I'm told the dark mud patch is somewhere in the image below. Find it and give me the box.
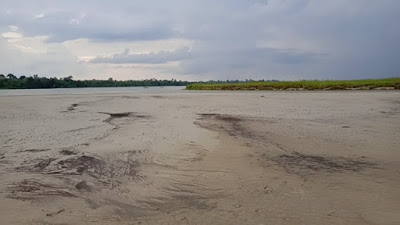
[11,151,144,200]
[55,154,108,176]
[7,179,77,200]
[134,114,152,119]
[15,151,142,182]
[48,151,142,182]
[67,103,79,111]
[0,151,5,160]
[198,113,242,122]
[120,96,140,99]
[16,157,58,172]
[75,181,92,191]
[60,103,80,113]
[103,112,132,122]
[196,113,255,139]
[34,158,57,170]
[46,208,65,217]
[67,125,96,133]
[60,149,78,155]
[0,152,8,166]
[150,95,166,99]
[266,152,378,176]
[17,148,51,153]
[99,112,151,123]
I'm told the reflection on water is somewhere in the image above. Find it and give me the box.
[0,86,185,96]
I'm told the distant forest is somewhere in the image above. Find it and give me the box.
[0,74,190,89]
[0,73,275,89]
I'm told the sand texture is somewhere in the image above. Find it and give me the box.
[0,90,399,224]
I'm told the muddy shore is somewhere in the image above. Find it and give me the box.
[0,90,399,224]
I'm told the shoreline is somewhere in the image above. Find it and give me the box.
[186,78,400,90]
[185,87,399,91]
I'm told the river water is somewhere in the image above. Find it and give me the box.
[0,86,185,96]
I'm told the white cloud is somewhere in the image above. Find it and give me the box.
[89,47,191,64]
[2,32,22,40]
[0,35,85,77]
[62,38,192,63]
[34,13,45,19]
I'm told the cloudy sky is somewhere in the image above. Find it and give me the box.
[1,0,399,81]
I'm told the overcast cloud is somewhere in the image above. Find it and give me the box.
[89,47,191,64]
[1,0,399,80]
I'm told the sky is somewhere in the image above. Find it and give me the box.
[0,0,399,81]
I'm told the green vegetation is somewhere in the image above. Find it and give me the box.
[186,78,400,90]
[0,74,189,89]
[2,74,399,91]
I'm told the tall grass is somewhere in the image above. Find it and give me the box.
[186,78,400,90]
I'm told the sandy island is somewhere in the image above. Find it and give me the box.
[0,90,399,224]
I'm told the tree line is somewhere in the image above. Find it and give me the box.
[0,74,190,89]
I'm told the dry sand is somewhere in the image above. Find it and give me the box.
[0,90,399,225]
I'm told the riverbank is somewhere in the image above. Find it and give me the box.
[186,78,400,90]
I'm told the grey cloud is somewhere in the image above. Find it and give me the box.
[176,47,324,78]
[44,26,177,43]
[89,47,191,64]
[0,1,181,42]
[0,0,399,80]
[270,49,324,64]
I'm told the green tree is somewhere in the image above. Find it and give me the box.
[7,73,17,79]
[64,76,73,81]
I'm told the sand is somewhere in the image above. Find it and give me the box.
[0,90,399,225]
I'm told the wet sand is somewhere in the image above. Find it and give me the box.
[0,90,399,225]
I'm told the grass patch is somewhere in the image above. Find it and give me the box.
[186,78,400,91]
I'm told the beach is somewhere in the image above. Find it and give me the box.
[0,88,399,225]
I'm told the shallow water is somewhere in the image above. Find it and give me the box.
[0,86,185,96]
